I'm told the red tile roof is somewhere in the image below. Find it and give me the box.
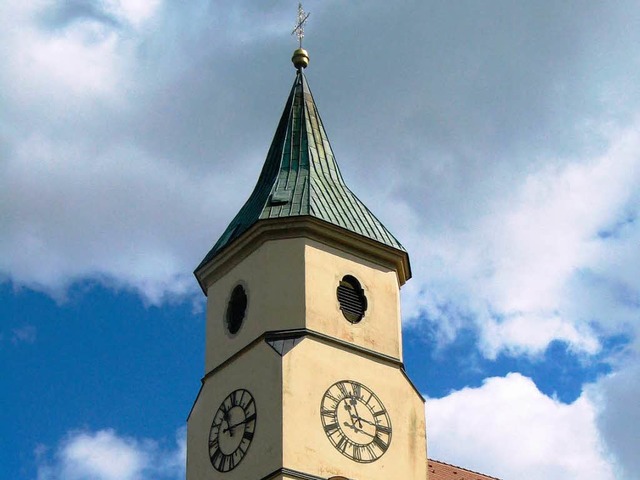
[428,459,500,480]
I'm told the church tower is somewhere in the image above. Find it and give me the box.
[187,35,428,480]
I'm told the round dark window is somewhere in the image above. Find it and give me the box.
[337,275,367,324]
[226,284,247,334]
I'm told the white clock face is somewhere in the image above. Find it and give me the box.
[320,380,392,463]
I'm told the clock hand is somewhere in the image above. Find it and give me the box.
[210,411,232,433]
[223,414,255,434]
[223,421,242,434]
[342,421,375,438]
[217,410,233,435]
[351,415,378,428]
[350,398,364,428]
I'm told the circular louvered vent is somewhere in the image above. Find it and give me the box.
[337,275,367,324]
[226,284,247,335]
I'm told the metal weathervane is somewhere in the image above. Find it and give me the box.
[291,2,310,48]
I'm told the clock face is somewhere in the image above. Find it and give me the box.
[208,389,256,472]
[320,380,392,463]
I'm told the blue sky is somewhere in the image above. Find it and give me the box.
[1,1,639,479]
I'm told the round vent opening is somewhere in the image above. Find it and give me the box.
[226,284,247,334]
[337,275,367,324]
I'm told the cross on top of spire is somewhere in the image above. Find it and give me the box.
[291,2,310,48]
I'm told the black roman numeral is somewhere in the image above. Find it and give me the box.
[208,437,219,450]
[352,383,362,399]
[336,382,349,398]
[239,439,250,453]
[376,424,392,435]
[365,443,376,459]
[321,407,335,418]
[353,445,363,461]
[324,422,339,435]
[210,449,222,467]
[326,391,340,404]
[373,435,388,451]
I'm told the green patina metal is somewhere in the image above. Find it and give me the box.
[197,71,404,270]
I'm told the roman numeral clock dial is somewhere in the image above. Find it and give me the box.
[208,389,257,472]
[320,380,392,463]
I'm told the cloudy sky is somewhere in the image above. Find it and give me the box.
[2,1,639,479]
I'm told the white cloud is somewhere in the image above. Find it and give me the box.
[0,0,286,304]
[589,361,640,479]
[1,2,124,102]
[0,137,240,303]
[0,4,637,480]
[482,123,639,314]
[425,373,617,480]
[400,119,640,358]
[1,0,639,360]
[0,325,37,347]
[36,428,185,480]
[105,0,162,27]
[11,325,37,345]
[482,313,600,357]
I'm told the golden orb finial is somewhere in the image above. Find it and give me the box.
[292,47,309,69]
[291,3,310,70]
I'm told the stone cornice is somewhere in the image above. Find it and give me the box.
[187,328,424,422]
[194,216,412,294]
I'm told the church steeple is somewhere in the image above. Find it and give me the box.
[187,34,426,480]
[196,61,409,285]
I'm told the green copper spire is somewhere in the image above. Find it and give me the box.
[196,70,405,271]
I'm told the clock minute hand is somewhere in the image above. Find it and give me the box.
[351,415,378,428]
[342,421,375,438]
[223,420,246,433]
[223,414,256,433]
